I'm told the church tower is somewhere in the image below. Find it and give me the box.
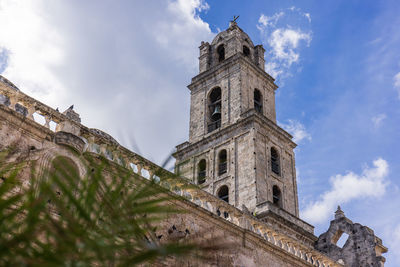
[173,21,299,218]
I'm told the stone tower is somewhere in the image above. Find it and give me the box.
[173,21,299,218]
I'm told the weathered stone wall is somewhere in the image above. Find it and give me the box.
[235,130,256,209]
[315,208,387,267]
[240,62,276,123]
[253,119,299,217]
[255,130,269,204]
[176,124,255,209]
[157,199,314,267]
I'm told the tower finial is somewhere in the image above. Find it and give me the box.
[335,205,345,219]
[229,15,239,27]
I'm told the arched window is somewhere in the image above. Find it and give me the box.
[270,147,280,176]
[217,44,225,62]
[272,185,282,207]
[243,45,250,57]
[218,185,229,203]
[218,149,227,175]
[198,159,206,185]
[254,89,262,113]
[208,87,221,133]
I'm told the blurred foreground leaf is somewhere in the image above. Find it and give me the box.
[0,147,221,266]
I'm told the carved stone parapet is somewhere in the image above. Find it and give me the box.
[9,95,17,110]
[56,120,81,136]
[44,115,51,129]
[27,106,35,120]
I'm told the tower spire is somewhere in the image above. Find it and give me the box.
[335,205,345,219]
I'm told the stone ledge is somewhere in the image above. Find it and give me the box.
[255,200,315,236]
[174,110,295,158]
[189,53,276,88]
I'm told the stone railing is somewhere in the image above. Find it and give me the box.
[0,79,82,135]
[0,79,342,267]
[0,79,170,184]
[159,177,342,267]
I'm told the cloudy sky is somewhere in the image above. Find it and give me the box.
[1,0,400,265]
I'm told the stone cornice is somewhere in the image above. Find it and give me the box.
[188,53,277,90]
[256,201,315,239]
[174,109,296,157]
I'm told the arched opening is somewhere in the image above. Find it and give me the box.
[254,89,262,113]
[243,45,250,57]
[50,156,80,191]
[15,103,28,117]
[270,147,280,176]
[217,185,229,203]
[218,149,227,175]
[48,156,79,210]
[0,94,10,106]
[217,44,225,62]
[208,87,221,133]
[272,185,282,207]
[197,159,206,185]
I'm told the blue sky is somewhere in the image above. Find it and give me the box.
[1,0,399,265]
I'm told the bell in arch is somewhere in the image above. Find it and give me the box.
[211,105,221,121]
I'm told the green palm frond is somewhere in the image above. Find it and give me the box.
[0,146,221,266]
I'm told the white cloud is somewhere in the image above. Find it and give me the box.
[0,0,66,102]
[304,13,311,23]
[257,7,312,81]
[258,12,284,28]
[0,0,213,166]
[371,113,386,128]
[302,158,389,224]
[269,28,311,65]
[264,61,284,80]
[394,72,400,98]
[280,119,311,143]
[155,0,211,69]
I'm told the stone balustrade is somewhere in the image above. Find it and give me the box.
[0,80,342,267]
[155,174,341,266]
[0,83,72,132]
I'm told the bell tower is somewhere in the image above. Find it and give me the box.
[173,21,300,218]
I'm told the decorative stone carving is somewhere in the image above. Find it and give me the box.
[54,131,85,153]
